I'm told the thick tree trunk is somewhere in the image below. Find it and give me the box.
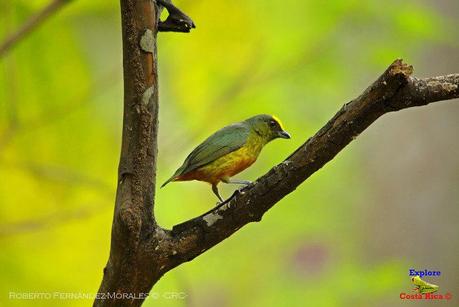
[94,1,160,306]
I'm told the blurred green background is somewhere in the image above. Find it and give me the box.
[1,0,458,306]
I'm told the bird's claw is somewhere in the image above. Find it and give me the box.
[241,180,252,186]
[238,182,252,192]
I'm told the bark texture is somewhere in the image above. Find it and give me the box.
[94,2,459,306]
[94,0,160,305]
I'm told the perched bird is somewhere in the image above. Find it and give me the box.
[161,114,291,202]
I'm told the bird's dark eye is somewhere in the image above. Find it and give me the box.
[269,120,278,127]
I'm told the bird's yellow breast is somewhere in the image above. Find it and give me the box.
[176,134,265,185]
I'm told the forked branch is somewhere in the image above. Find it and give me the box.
[94,2,458,306]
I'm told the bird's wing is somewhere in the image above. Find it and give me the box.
[177,123,250,176]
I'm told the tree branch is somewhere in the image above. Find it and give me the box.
[0,0,73,57]
[94,0,160,305]
[155,60,458,275]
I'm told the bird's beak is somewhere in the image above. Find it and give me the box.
[277,130,291,139]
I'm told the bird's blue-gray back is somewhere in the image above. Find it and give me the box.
[175,123,250,176]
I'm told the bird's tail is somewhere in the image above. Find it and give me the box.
[160,176,176,188]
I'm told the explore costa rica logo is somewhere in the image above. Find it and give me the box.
[399,268,452,301]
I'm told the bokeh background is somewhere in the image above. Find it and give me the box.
[0,0,458,306]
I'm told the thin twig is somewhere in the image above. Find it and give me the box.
[0,0,73,57]
[0,203,107,238]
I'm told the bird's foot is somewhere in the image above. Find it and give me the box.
[239,180,252,186]
[156,0,195,33]
[216,195,236,207]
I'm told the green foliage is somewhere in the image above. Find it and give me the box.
[0,0,456,306]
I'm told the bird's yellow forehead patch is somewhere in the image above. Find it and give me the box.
[271,115,285,130]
